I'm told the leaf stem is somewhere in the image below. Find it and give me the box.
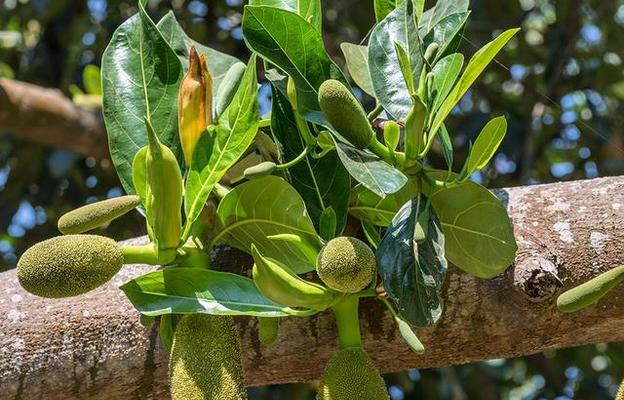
[367,104,384,122]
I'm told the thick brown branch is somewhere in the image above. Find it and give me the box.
[0,79,108,159]
[1,176,624,399]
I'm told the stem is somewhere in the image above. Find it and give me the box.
[275,145,311,171]
[369,137,406,166]
[294,112,316,148]
[331,295,362,349]
[367,104,384,122]
[258,118,271,128]
[121,244,160,265]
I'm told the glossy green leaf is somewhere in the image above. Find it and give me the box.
[319,206,337,241]
[213,176,323,274]
[461,116,507,178]
[369,0,424,119]
[377,195,447,327]
[348,180,420,227]
[394,42,416,95]
[430,53,464,112]
[361,220,382,249]
[437,125,454,169]
[430,28,519,136]
[120,267,293,317]
[334,140,408,197]
[157,11,242,102]
[422,12,469,63]
[102,5,183,194]
[340,43,375,97]
[184,56,259,237]
[242,6,347,117]
[419,0,469,35]
[249,0,322,31]
[269,80,350,234]
[374,0,398,22]
[427,171,517,278]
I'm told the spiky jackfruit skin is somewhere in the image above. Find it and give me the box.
[318,80,375,149]
[17,235,123,298]
[317,348,389,400]
[57,195,140,234]
[169,314,247,400]
[316,237,376,293]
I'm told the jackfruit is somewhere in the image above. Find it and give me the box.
[17,235,123,298]
[317,348,389,400]
[316,237,376,293]
[318,80,375,149]
[169,314,247,400]
[57,195,140,234]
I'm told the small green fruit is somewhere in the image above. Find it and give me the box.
[58,195,140,234]
[17,235,123,298]
[169,314,247,400]
[243,161,277,179]
[318,80,375,149]
[557,265,624,313]
[317,348,389,400]
[316,237,376,293]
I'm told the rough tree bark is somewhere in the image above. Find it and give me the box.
[0,79,108,159]
[1,176,623,399]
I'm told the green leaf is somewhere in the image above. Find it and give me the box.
[242,6,347,117]
[374,0,398,22]
[82,65,101,95]
[377,195,447,327]
[340,43,375,97]
[427,171,517,278]
[437,125,454,169]
[334,140,408,197]
[430,28,519,136]
[269,81,350,234]
[184,56,259,237]
[422,12,469,63]
[361,220,381,249]
[461,116,507,178]
[101,5,183,194]
[249,0,322,31]
[120,267,293,317]
[349,180,420,227]
[213,176,323,274]
[159,314,176,351]
[319,206,337,241]
[430,53,464,112]
[369,0,424,119]
[419,0,469,35]
[157,11,242,102]
[394,42,416,95]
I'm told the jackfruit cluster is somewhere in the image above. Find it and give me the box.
[318,80,375,149]
[17,235,123,298]
[317,348,389,400]
[169,314,247,400]
[57,195,140,234]
[316,237,376,293]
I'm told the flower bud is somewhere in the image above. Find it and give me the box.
[178,46,213,165]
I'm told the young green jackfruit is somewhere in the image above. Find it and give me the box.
[317,348,389,400]
[318,80,375,149]
[57,195,140,234]
[316,237,376,293]
[169,314,247,400]
[17,235,123,298]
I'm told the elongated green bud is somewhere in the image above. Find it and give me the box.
[251,245,338,311]
[316,237,376,293]
[170,314,247,400]
[424,42,439,62]
[258,317,279,346]
[243,161,276,179]
[17,235,123,298]
[57,195,140,234]
[318,80,374,149]
[145,118,183,251]
[317,348,389,400]
[216,62,246,118]
[557,265,624,313]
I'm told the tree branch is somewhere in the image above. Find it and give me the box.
[0,79,108,159]
[1,177,624,397]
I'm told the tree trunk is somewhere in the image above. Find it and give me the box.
[1,175,623,399]
[0,79,108,158]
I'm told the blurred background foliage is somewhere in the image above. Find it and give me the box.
[1,0,624,399]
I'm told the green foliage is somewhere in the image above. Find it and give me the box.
[17,235,123,298]
[169,314,247,400]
